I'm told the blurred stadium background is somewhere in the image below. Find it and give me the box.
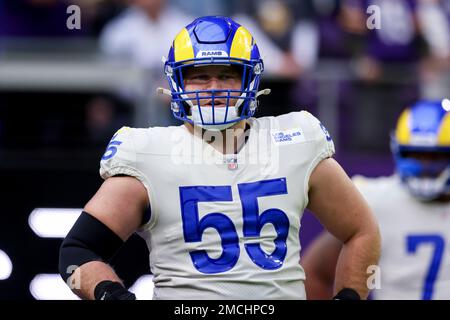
[0,0,449,299]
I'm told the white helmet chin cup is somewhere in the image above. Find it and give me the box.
[405,168,450,200]
[189,105,240,131]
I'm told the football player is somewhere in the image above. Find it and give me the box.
[59,16,380,300]
[303,99,450,300]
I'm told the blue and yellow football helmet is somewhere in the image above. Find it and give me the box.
[158,16,269,130]
[391,99,450,200]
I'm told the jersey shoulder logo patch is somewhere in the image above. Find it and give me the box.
[270,128,306,145]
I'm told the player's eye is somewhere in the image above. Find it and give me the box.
[186,74,210,83]
[219,74,233,80]
[219,73,240,81]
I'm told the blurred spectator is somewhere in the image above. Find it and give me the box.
[170,0,231,17]
[417,0,450,99]
[290,0,364,125]
[303,0,362,59]
[85,96,120,146]
[99,0,193,70]
[77,0,129,37]
[98,0,194,126]
[233,0,319,79]
[343,0,427,80]
[0,0,132,42]
[0,0,85,37]
[339,0,433,152]
[232,0,320,118]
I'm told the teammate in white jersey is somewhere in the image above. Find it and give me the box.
[302,99,450,300]
[59,16,380,300]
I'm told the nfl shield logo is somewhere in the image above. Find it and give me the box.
[228,162,238,170]
[225,156,238,170]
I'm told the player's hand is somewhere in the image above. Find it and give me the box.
[94,280,136,300]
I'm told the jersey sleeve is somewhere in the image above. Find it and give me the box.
[99,127,156,231]
[99,126,144,181]
[301,111,335,164]
[293,111,336,202]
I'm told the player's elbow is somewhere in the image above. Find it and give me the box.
[58,235,96,284]
[360,209,381,248]
[367,220,381,259]
[345,202,380,242]
[58,211,125,284]
[345,212,381,262]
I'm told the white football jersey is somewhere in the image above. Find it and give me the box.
[353,175,450,300]
[100,111,334,299]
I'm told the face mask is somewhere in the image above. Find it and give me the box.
[190,106,240,131]
[405,167,450,201]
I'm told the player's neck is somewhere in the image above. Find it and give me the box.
[184,120,249,154]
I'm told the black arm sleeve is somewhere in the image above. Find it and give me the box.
[58,211,124,282]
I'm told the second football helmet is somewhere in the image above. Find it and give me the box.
[391,99,450,200]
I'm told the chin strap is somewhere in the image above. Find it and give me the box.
[256,88,271,97]
[156,87,172,96]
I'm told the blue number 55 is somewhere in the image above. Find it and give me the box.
[179,178,290,274]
